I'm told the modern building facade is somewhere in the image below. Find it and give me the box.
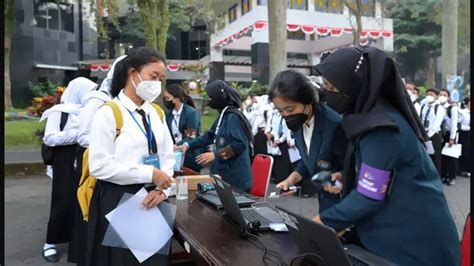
[10,0,99,106]
[206,0,394,84]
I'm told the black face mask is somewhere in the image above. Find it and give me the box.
[320,91,352,114]
[207,99,225,110]
[164,100,175,110]
[283,110,309,132]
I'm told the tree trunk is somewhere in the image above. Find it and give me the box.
[344,0,362,47]
[426,56,436,89]
[4,0,14,108]
[441,0,458,88]
[137,0,158,50]
[157,0,169,57]
[268,0,287,84]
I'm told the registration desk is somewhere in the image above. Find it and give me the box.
[168,192,299,265]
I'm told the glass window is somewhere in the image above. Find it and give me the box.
[327,0,342,13]
[60,2,74,32]
[314,0,327,12]
[287,29,305,40]
[46,2,59,30]
[361,0,375,16]
[228,4,237,23]
[242,0,252,15]
[289,0,307,10]
[257,0,267,5]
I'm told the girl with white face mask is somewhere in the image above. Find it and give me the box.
[86,47,175,265]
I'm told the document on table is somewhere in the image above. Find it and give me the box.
[441,143,462,158]
[103,188,174,263]
[288,147,301,163]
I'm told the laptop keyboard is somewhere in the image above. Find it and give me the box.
[241,208,272,227]
[348,255,369,266]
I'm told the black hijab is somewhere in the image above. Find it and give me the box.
[314,47,428,196]
[314,47,428,143]
[204,80,253,144]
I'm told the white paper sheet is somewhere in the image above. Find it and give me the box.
[267,141,281,156]
[46,165,53,179]
[425,141,435,155]
[288,147,301,163]
[441,143,462,158]
[106,188,173,263]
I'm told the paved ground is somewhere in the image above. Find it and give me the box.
[5,175,470,265]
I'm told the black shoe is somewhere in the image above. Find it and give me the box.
[43,246,59,263]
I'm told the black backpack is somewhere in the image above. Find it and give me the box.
[41,112,69,165]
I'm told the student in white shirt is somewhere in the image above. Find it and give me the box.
[438,89,460,185]
[86,47,174,266]
[69,55,126,266]
[42,77,97,263]
[249,96,271,156]
[405,82,421,115]
[419,88,446,175]
[458,97,471,177]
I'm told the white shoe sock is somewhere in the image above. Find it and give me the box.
[43,243,57,256]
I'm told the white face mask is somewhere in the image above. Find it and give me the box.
[131,73,162,102]
[426,95,435,103]
[410,93,418,102]
[438,96,448,104]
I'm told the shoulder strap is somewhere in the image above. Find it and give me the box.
[150,103,165,122]
[434,104,439,115]
[59,112,69,131]
[420,104,425,119]
[447,105,453,118]
[103,101,123,137]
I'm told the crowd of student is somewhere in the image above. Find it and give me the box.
[40,46,465,266]
[406,83,471,185]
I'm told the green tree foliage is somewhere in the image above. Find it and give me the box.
[388,0,442,83]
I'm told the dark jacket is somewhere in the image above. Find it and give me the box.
[320,110,460,266]
[165,103,202,172]
[293,103,346,211]
[187,112,252,192]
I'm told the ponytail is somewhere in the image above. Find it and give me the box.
[111,59,128,97]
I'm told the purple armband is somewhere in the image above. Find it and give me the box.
[357,163,392,201]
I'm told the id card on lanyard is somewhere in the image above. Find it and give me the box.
[118,96,161,169]
[213,106,230,150]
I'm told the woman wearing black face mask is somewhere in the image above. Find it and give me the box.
[176,80,253,192]
[269,70,348,213]
[312,47,460,265]
[163,84,202,173]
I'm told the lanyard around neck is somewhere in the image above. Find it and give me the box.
[213,106,230,144]
[117,96,154,154]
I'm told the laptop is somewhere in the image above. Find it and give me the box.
[210,174,284,231]
[196,189,256,209]
[275,206,397,266]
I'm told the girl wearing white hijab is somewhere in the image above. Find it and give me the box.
[41,77,97,263]
[68,55,126,265]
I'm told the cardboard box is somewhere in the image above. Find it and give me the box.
[182,175,212,190]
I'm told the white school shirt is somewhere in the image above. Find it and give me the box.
[441,102,459,140]
[43,111,79,146]
[459,108,470,131]
[269,112,287,143]
[171,104,184,143]
[302,116,315,155]
[420,102,446,138]
[77,90,111,148]
[88,91,175,185]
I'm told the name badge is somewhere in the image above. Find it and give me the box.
[143,154,160,169]
[356,163,392,201]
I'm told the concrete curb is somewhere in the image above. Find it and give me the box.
[5,162,46,177]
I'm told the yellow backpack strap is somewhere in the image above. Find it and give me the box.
[103,101,123,137]
[150,103,165,123]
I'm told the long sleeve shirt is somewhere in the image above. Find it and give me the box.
[43,111,79,146]
[459,108,470,131]
[420,103,446,138]
[442,103,459,140]
[88,91,175,185]
[77,91,111,148]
